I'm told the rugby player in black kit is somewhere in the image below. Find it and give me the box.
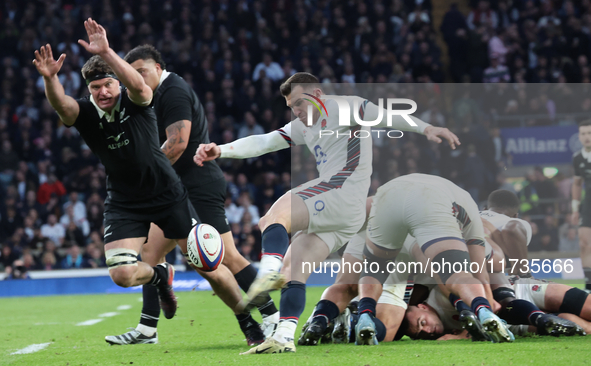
[102,45,278,345]
[33,19,200,326]
[572,120,591,293]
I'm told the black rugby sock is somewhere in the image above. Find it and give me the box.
[312,299,340,329]
[499,299,544,325]
[234,264,278,316]
[139,285,160,328]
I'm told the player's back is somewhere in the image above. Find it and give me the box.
[386,173,473,204]
[479,210,532,246]
[153,72,224,188]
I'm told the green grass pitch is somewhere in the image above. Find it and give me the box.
[2,287,590,366]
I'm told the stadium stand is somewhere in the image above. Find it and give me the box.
[0,0,589,276]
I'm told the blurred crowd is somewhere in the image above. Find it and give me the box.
[1,0,590,277]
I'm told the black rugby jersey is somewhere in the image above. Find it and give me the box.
[153,72,224,188]
[573,149,591,206]
[70,87,185,209]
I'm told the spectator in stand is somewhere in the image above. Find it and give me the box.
[39,251,58,271]
[0,206,22,241]
[224,195,242,225]
[237,111,265,139]
[62,191,86,222]
[0,245,19,271]
[235,191,260,226]
[40,214,65,247]
[63,221,86,248]
[60,245,83,269]
[483,53,510,83]
[467,0,498,30]
[0,140,20,177]
[37,173,66,205]
[84,244,106,268]
[252,53,284,82]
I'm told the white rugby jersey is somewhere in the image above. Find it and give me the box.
[425,286,462,332]
[479,210,533,246]
[279,96,373,193]
[219,95,428,199]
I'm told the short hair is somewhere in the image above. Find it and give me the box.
[579,119,591,128]
[279,72,320,97]
[124,44,166,69]
[81,55,114,81]
[487,190,520,212]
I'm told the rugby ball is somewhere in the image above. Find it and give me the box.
[186,224,224,271]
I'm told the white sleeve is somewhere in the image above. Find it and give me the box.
[362,100,430,133]
[219,124,294,159]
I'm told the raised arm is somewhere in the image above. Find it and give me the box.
[194,130,290,166]
[78,18,152,105]
[363,100,460,149]
[33,44,79,126]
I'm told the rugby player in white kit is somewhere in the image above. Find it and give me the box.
[194,72,459,354]
[355,173,515,345]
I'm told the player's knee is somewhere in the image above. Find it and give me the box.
[109,266,137,288]
[106,248,139,287]
[259,213,288,233]
[360,245,391,284]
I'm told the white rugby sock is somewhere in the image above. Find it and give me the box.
[136,324,157,337]
[272,321,297,344]
[256,255,283,279]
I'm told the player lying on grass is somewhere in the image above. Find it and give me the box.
[402,275,588,340]
[194,73,459,354]
[34,18,205,320]
[355,173,514,345]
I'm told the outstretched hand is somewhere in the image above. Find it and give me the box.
[194,143,222,167]
[78,18,110,55]
[424,126,461,150]
[33,44,66,78]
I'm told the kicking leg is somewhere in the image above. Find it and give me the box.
[241,232,330,354]
[240,192,309,312]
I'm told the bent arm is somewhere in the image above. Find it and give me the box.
[220,130,290,159]
[99,49,152,105]
[43,75,79,126]
[500,221,529,275]
[161,120,191,165]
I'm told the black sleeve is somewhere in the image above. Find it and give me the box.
[573,155,582,177]
[71,98,94,129]
[159,86,193,129]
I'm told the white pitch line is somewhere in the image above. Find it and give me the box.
[11,343,52,355]
[117,305,132,310]
[76,319,104,326]
[98,312,119,318]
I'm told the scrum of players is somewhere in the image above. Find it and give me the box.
[194,73,591,354]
